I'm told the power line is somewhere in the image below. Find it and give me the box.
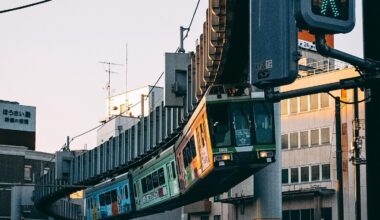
[0,0,52,14]
[183,0,201,40]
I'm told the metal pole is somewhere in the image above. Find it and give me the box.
[335,97,344,220]
[363,1,380,219]
[353,88,361,220]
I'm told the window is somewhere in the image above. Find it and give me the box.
[190,138,197,158]
[310,129,319,146]
[311,165,320,181]
[310,94,319,110]
[290,132,298,149]
[99,194,106,206]
[300,131,309,147]
[320,93,330,108]
[158,168,165,185]
[322,207,332,220]
[231,103,252,146]
[111,190,117,203]
[291,168,299,183]
[141,178,147,193]
[301,166,309,182]
[322,164,331,180]
[146,174,153,192]
[281,100,288,115]
[253,102,274,144]
[290,98,298,114]
[214,215,221,220]
[208,103,231,147]
[281,134,289,149]
[152,171,159,188]
[321,127,330,144]
[301,209,312,220]
[24,165,32,181]
[300,96,308,112]
[200,216,209,220]
[171,161,176,179]
[124,185,129,199]
[282,169,289,184]
[290,210,300,220]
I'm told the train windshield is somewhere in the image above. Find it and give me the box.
[252,102,274,144]
[230,103,252,146]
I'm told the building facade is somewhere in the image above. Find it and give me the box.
[0,145,55,220]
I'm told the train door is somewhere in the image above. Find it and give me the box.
[166,160,179,196]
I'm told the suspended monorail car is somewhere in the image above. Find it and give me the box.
[175,84,275,201]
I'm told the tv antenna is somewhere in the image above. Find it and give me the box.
[99,61,123,117]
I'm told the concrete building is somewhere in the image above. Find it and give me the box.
[0,145,55,220]
[0,100,36,150]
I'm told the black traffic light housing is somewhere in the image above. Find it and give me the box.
[296,0,355,34]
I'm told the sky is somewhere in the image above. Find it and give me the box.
[0,0,362,153]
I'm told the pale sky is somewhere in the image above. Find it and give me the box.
[0,0,362,153]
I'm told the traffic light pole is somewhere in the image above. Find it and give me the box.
[363,1,380,219]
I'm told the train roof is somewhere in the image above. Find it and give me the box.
[85,172,130,196]
[132,146,174,177]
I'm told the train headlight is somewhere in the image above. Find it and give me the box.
[259,151,273,158]
[214,154,232,162]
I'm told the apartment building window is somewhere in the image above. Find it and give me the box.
[310,94,319,110]
[322,207,332,220]
[322,164,331,180]
[291,168,299,183]
[24,165,32,181]
[282,169,289,184]
[299,96,308,112]
[290,132,299,149]
[301,166,309,182]
[282,134,289,149]
[290,98,298,114]
[311,165,320,181]
[320,93,330,108]
[300,131,309,147]
[281,100,288,115]
[321,127,330,144]
[214,215,221,220]
[310,129,319,146]
[200,216,209,220]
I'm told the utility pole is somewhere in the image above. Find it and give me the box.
[363,0,380,219]
[335,97,344,220]
[352,88,362,220]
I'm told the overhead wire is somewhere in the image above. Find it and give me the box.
[183,0,201,40]
[0,0,52,14]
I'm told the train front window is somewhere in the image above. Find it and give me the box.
[208,103,231,147]
[253,102,274,144]
[231,103,252,146]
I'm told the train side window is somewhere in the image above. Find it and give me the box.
[99,194,105,206]
[105,192,112,205]
[111,190,117,203]
[141,178,147,194]
[182,147,188,167]
[133,183,137,197]
[190,137,196,159]
[208,104,231,147]
[124,185,129,199]
[158,168,165,185]
[146,174,153,192]
[152,171,159,188]
[171,161,177,179]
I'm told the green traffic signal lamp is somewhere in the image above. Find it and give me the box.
[296,0,355,34]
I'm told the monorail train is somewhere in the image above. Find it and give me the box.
[85,172,134,220]
[175,84,275,200]
[84,84,275,219]
[132,146,180,212]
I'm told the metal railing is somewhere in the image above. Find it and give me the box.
[299,59,352,78]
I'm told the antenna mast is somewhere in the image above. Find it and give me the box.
[99,61,123,118]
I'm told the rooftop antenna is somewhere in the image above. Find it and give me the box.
[99,61,123,118]
[125,43,128,116]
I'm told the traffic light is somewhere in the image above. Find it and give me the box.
[296,0,355,34]
[250,0,299,88]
